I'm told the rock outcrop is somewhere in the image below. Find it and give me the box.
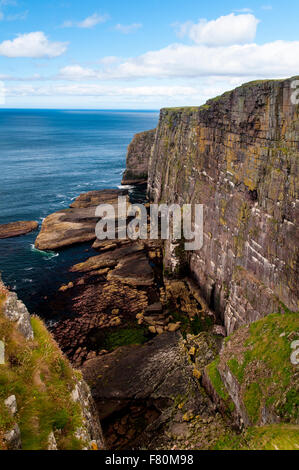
[146,77,299,333]
[0,221,38,239]
[82,330,230,450]
[2,286,34,340]
[0,276,105,450]
[122,129,156,185]
[35,189,128,251]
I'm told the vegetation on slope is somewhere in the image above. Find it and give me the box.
[205,312,299,450]
[0,285,86,450]
[214,424,299,450]
[222,312,299,424]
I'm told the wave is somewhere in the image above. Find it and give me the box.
[30,244,59,260]
[118,184,133,189]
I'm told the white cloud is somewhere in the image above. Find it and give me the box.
[176,13,260,46]
[0,11,3,20]
[0,31,68,58]
[5,83,201,102]
[261,5,272,10]
[0,1,18,5]
[97,40,299,79]
[59,65,97,80]
[0,80,5,104]
[100,56,120,65]
[6,10,28,21]
[115,23,142,34]
[62,13,109,29]
[78,13,108,28]
[234,8,253,13]
[2,11,298,108]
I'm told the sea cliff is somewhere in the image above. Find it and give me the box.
[147,77,299,333]
[3,77,297,451]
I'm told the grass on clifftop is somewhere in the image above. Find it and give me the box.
[214,424,299,450]
[208,312,299,427]
[0,292,85,450]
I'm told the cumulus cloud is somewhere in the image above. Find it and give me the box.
[59,65,97,80]
[234,8,253,13]
[97,40,299,79]
[3,11,298,108]
[99,56,120,65]
[0,31,68,58]
[62,13,109,29]
[115,23,142,34]
[53,38,299,83]
[175,13,260,46]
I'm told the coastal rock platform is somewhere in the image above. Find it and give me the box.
[35,189,128,250]
[0,220,38,239]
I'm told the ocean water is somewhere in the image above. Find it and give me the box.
[0,109,158,313]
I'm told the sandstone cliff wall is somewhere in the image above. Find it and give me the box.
[122,129,156,184]
[147,78,299,333]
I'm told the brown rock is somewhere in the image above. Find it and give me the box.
[107,252,154,286]
[70,242,145,273]
[35,207,97,250]
[70,188,128,208]
[121,129,156,185]
[0,221,38,239]
[168,323,181,332]
[148,77,299,332]
[35,189,129,251]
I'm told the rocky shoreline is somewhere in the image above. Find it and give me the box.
[30,182,226,449]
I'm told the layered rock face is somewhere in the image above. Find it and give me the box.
[122,129,156,184]
[147,78,299,333]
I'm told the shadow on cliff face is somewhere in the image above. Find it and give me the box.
[101,399,163,450]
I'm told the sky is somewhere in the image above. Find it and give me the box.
[0,0,298,109]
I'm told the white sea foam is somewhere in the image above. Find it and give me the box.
[30,244,59,259]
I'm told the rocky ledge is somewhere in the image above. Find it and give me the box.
[0,220,38,239]
[35,189,128,250]
[81,330,229,450]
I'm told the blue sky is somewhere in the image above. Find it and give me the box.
[0,0,298,108]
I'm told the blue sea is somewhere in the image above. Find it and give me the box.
[0,109,158,313]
